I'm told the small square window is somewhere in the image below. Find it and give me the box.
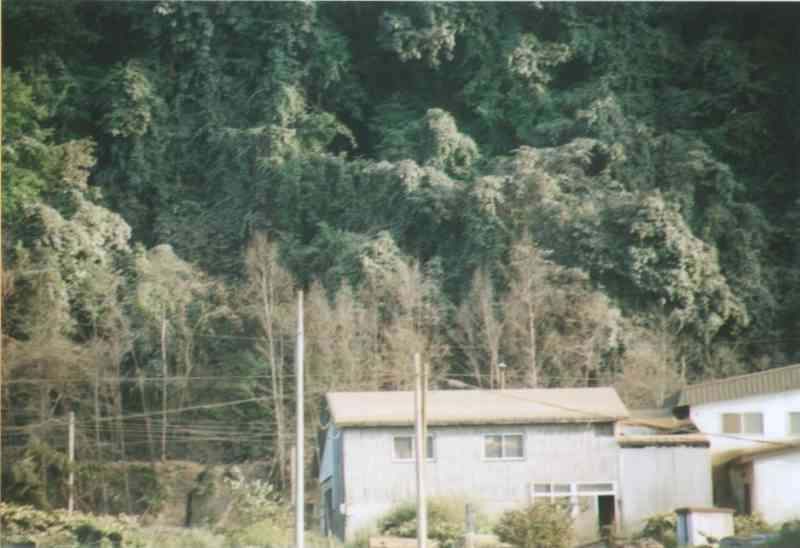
[484,433,525,459]
[722,413,742,434]
[790,413,800,436]
[393,435,435,461]
[485,435,503,459]
[743,413,764,435]
[393,436,413,460]
[553,484,571,495]
[505,434,524,458]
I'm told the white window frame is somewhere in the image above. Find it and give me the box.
[530,481,617,518]
[482,432,526,461]
[721,412,764,435]
[392,434,436,462]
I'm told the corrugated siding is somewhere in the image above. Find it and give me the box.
[619,446,712,535]
[678,364,800,406]
[341,423,620,541]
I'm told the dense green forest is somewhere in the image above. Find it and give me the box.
[2,1,799,507]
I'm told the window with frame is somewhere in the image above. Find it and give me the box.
[393,435,435,461]
[789,412,800,436]
[530,481,615,518]
[721,413,764,435]
[484,433,524,459]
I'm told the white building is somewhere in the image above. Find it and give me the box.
[319,388,712,543]
[675,363,800,523]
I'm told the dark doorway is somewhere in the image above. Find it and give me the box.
[744,483,752,515]
[323,489,334,536]
[598,495,616,532]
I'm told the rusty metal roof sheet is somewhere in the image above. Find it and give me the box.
[326,388,629,428]
[677,363,800,407]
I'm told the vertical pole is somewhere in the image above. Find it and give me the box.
[68,411,75,513]
[161,314,167,461]
[290,444,297,505]
[465,503,476,548]
[414,353,427,548]
[295,290,305,548]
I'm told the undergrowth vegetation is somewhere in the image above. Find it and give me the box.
[493,501,573,548]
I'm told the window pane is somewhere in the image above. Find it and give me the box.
[744,413,764,434]
[533,483,551,494]
[722,413,742,434]
[504,434,524,458]
[578,483,614,493]
[485,435,502,458]
[790,413,800,435]
[553,484,571,495]
[426,435,435,459]
[394,436,413,460]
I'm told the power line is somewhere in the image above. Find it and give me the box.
[3,396,272,431]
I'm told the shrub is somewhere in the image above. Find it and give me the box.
[734,513,774,537]
[494,501,573,548]
[640,512,677,548]
[0,502,139,547]
[769,520,800,548]
[214,477,293,545]
[378,497,473,548]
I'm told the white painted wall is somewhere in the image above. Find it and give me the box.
[752,450,800,523]
[688,390,800,453]
[340,423,620,542]
[676,510,734,547]
[620,446,712,535]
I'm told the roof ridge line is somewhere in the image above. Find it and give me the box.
[686,362,800,391]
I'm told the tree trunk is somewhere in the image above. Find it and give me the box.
[527,301,538,388]
[262,274,287,489]
[133,349,155,461]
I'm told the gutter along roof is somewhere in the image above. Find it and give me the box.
[616,434,710,448]
[678,363,800,407]
[326,388,629,428]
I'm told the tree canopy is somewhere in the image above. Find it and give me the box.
[2,1,799,503]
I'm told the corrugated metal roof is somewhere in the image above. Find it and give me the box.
[616,434,709,448]
[326,388,629,428]
[622,408,696,432]
[677,363,800,406]
[714,441,800,467]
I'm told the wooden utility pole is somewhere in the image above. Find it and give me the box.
[414,353,428,548]
[295,290,305,548]
[68,411,75,513]
[290,444,296,505]
[161,313,168,461]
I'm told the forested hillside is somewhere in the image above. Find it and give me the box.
[3,1,799,506]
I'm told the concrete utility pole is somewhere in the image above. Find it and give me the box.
[295,290,305,548]
[414,353,428,548]
[68,411,75,513]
